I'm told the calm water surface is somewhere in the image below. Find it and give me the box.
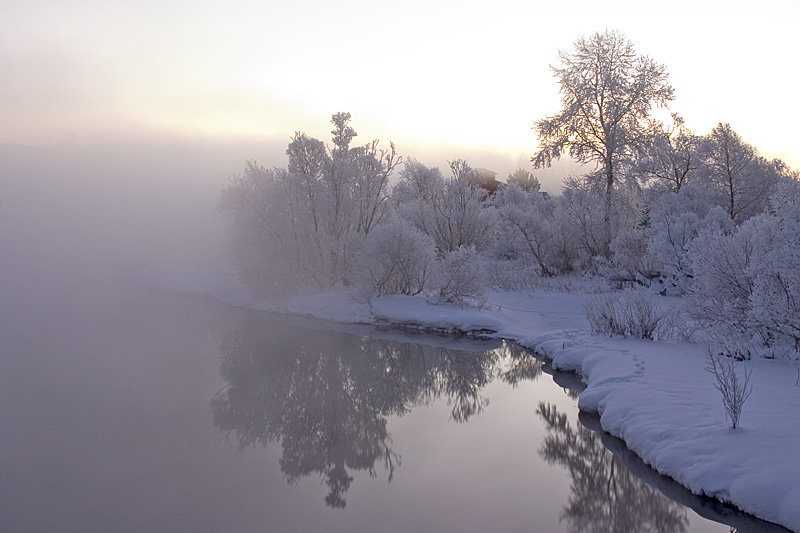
[0,268,786,532]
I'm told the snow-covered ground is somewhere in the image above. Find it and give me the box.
[185,277,800,531]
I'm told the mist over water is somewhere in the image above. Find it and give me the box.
[2,139,250,279]
[0,130,575,316]
[0,139,781,532]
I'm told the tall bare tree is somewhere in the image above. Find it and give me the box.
[698,122,782,222]
[633,114,700,192]
[532,30,674,218]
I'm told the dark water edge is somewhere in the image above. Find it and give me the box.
[535,356,793,533]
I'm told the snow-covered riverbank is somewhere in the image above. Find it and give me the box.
[214,284,800,532]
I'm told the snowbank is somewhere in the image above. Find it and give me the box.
[528,327,800,532]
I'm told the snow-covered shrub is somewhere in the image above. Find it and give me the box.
[437,173,497,254]
[608,227,660,287]
[554,184,612,267]
[688,178,800,361]
[491,183,560,277]
[394,159,495,255]
[747,178,800,357]
[688,215,775,356]
[585,289,679,340]
[391,158,445,206]
[584,293,622,335]
[552,179,640,273]
[434,245,486,307]
[706,352,753,429]
[645,186,734,295]
[769,175,800,216]
[617,289,680,340]
[352,215,437,302]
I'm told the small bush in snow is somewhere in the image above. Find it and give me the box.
[584,293,622,335]
[584,290,679,340]
[706,352,753,429]
[434,246,486,308]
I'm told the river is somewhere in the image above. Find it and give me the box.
[0,258,787,532]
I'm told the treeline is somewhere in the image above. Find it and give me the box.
[220,31,800,359]
[219,112,495,306]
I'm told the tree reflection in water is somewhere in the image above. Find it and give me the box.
[536,402,689,533]
[210,314,541,508]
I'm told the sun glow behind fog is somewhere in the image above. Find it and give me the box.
[1,0,798,171]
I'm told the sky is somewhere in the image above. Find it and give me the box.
[2,0,798,176]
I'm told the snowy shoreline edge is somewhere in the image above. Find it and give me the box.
[206,284,799,532]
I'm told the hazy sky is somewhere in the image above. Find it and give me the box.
[2,0,798,170]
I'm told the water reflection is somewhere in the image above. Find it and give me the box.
[211,314,541,508]
[537,402,690,533]
[577,411,791,533]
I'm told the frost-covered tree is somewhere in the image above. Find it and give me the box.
[645,186,734,294]
[434,245,487,307]
[688,176,800,358]
[285,132,327,233]
[491,182,559,277]
[552,178,639,269]
[608,227,659,287]
[353,139,400,235]
[688,214,776,355]
[532,30,674,217]
[391,158,444,205]
[555,182,610,262]
[697,123,781,223]
[633,114,699,193]
[220,113,399,295]
[749,178,800,355]
[394,159,495,255]
[352,214,436,301]
[448,158,475,182]
[327,112,401,237]
[302,112,400,281]
[218,162,300,297]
